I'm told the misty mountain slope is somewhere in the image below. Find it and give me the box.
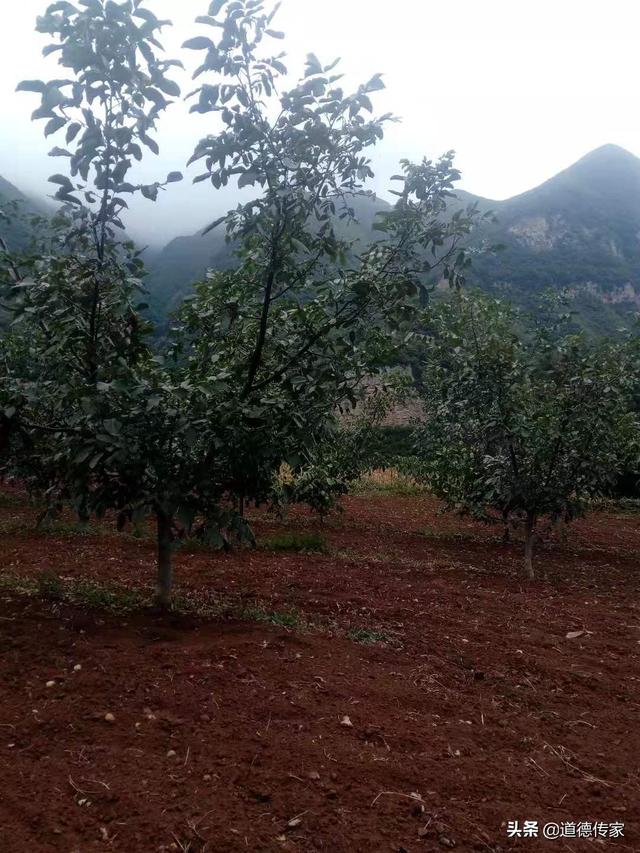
[0,175,49,253]
[5,145,640,336]
[145,194,393,320]
[466,144,640,333]
[144,145,640,336]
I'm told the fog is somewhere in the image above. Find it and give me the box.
[1,0,639,247]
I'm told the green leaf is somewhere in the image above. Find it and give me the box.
[142,136,159,155]
[182,37,214,50]
[66,122,82,143]
[73,447,93,465]
[48,173,73,187]
[156,78,181,98]
[44,116,67,137]
[141,184,159,201]
[16,80,46,93]
[305,53,323,77]
[42,44,63,57]
[364,73,385,93]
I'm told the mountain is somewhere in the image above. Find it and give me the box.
[464,144,640,334]
[0,176,49,253]
[144,144,640,335]
[4,145,640,336]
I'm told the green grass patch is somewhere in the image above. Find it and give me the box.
[0,573,145,614]
[67,580,143,613]
[261,532,329,554]
[347,627,389,645]
[238,604,301,628]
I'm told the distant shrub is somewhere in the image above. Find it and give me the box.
[262,532,329,553]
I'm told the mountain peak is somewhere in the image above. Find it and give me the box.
[574,143,640,170]
[581,142,636,159]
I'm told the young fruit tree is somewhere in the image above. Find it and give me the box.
[412,292,634,578]
[1,0,184,568]
[2,0,483,605]
[172,0,484,518]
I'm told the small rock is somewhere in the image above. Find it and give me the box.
[308,770,320,781]
[203,774,211,782]
[340,715,353,728]
[104,713,115,724]
[46,681,55,688]
[287,816,302,829]
[166,749,177,759]
[73,664,82,672]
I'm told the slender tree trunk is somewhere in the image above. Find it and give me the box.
[238,495,245,518]
[155,508,173,607]
[524,511,536,580]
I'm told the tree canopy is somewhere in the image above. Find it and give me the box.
[411,292,635,577]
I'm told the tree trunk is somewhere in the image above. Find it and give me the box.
[155,508,173,607]
[524,511,536,580]
[238,495,245,518]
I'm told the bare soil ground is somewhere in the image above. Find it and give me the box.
[0,489,638,852]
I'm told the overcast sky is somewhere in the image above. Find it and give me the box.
[1,0,639,246]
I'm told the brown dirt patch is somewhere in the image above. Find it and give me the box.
[0,490,638,851]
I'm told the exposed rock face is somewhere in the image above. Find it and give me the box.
[508,215,567,250]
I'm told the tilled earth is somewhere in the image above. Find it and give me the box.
[0,491,638,852]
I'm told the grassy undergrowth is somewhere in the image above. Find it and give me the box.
[352,467,427,496]
[0,573,397,649]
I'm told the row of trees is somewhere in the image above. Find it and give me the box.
[0,0,481,603]
[3,1,639,591]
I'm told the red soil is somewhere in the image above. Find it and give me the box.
[0,491,638,852]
